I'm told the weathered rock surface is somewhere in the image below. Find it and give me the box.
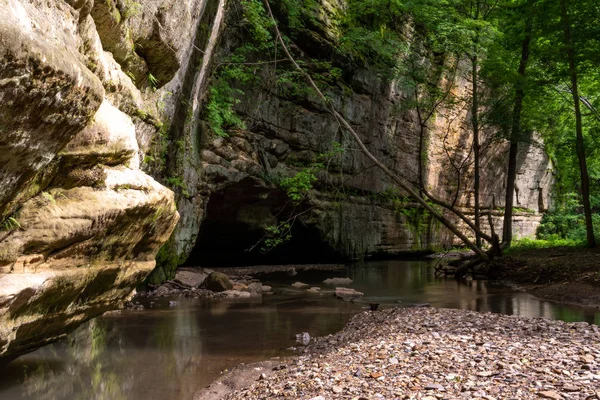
[0,0,183,362]
[203,272,233,292]
[334,287,364,301]
[174,268,208,288]
[162,0,554,272]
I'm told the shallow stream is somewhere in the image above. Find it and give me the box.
[1,259,598,399]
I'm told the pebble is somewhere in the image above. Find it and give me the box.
[538,391,562,399]
[224,308,600,400]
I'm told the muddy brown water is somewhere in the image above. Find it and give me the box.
[1,259,599,400]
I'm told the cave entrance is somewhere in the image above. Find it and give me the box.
[184,178,343,267]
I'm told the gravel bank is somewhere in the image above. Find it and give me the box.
[225,308,600,399]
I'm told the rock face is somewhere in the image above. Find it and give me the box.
[0,0,555,361]
[0,0,186,362]
[158,0,553,271]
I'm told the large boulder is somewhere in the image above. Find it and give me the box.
[0,0,180,362]
[174,269,208,288]
[203,272,233,292]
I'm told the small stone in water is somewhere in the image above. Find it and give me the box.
[295,332,310,345]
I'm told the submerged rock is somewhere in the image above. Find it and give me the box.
[203,272,233,292]
[334,287,364,301]
[246,282,263,294]
[260,285,272,293]
[222,290,251,298]
[292,282,309,288]
[323,277,353,286]
[295,332,311,346]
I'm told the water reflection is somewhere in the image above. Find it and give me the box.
[0,259,598,400]
[345,260,600,324]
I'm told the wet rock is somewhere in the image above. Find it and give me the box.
[307,287,321,294]
[295,332,310,346]
[292,282,309,288]
[260,285,272,293]
[232,282,249,291]
[335,287,364,301]
[174,269,208,288]
[222,290,251,298]
[247,282,263,294]
[152,284,172,296]
[323,277,353,286]
[414,302,431,308]
[203,272,233,292]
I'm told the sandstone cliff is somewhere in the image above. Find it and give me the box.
[0,0,187,362]
[0,0,553,361]
[152,0,553,274]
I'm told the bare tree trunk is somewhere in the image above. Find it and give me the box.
[560,0,596,248]
[503,1,533,246]
[261,0,490,260]
[472,53,481,249]
[471,2,482,249]
[190,0,227,138]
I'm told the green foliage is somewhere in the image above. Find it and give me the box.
[166,176,190,197]
[261,223,292,253]
[1,217,21,231]
[121,0,142,19]
[206,82,246,138]
[339,0,407,72]
[279,168,318,203]
[536,211,600,243]
[125,70,136,83]
[505,237,585,254]
[41,191,55,204]
[240,0,274,45]
[147,73,160,90]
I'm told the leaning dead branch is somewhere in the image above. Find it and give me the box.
[261,0,489,260]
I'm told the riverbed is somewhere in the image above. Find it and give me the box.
[1,259,598,399]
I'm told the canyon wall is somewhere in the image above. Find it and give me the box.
[155,0,553,273]
[0,0,193,361]
[0,0,553,361]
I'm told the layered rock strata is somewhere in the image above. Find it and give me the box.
[0,0,189,361]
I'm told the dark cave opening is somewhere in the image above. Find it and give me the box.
[184,178,343,267]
